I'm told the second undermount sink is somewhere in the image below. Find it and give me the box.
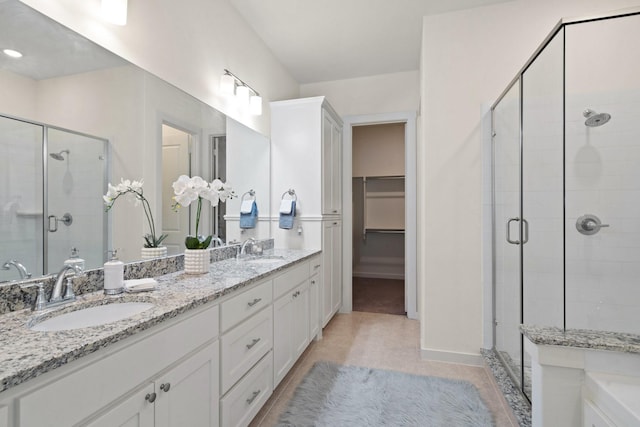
[242,255,285,264]
[29,302,154,332]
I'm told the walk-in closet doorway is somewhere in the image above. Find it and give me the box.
[341,112,417,319]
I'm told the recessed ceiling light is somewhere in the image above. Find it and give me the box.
[3,49,23,58]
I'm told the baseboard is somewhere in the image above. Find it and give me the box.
[420,348,483,366]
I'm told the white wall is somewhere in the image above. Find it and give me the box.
[0,69,37,119]
[300,70,419,117]
[420,0,640,360]
[19,0,300,136]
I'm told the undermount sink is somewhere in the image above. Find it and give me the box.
[242,255,285,264]
[29,302,154,332]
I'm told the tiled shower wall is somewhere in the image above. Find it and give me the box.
[564,15,640,334]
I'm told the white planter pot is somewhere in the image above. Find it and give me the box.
[141,246,168,260]
[184,248,210,274]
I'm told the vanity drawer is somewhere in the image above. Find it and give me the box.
[220,352,273,427]
[308,255,321,276]
[220,306,273,394]
[220,279,272,332]
[274,261,309,299]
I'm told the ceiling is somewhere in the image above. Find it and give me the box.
[229,0,513,84]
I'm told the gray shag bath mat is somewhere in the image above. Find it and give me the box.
[277,361,494,427]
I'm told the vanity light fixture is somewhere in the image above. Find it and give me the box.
[2,49,23,58]
[101,0,128,26]
[220,69,262,115]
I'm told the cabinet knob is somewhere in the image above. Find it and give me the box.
[160,383,171,392]
[246,338,261,349]
[246,390,261,405]
[311,280,315,284]
[145,392,157,403]
[247,297,262,307]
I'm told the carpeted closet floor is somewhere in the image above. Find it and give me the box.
[352,277,405,315]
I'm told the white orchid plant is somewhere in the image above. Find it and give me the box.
[172,175,235,249]
[103,179,168,248]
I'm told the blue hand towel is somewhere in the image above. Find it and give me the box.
[279,200,296,229]
[240,200,258,229]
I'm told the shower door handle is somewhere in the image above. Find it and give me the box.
[48,215,58,233]
[522,219,529,244]
[506,218,520,245]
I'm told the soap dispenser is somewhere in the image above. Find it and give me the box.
[64,247,85,272]
[104,250,124,295]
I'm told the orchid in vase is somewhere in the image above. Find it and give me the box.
[172,175,235,249]
[103,179,167,248]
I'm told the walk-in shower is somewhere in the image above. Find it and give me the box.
[490,10,640,403]
[0,114,108,282]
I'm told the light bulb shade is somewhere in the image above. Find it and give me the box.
[220,74,235,95]
[102,0,127,26]
[249,95,262,115]
[236,85,250,105]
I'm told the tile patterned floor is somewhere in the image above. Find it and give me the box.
[250,312,521,426]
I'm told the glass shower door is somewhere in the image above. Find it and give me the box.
[0,115,44,281]
[492,81,522,390]
[46,128,107,273]
[521,29,565,400]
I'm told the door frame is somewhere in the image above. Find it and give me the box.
[341,111,418,319]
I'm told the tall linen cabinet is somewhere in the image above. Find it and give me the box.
[270,96,343,328]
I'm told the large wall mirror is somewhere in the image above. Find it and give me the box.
[0,0,270,283]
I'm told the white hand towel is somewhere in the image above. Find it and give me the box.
[124,278,157,293]
[279,199,293,214]
[240,200,254,214]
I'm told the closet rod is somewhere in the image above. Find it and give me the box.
[361,175,405,180]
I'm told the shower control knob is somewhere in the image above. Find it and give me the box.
[576,214,609,235]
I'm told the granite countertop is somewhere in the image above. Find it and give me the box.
[0,248,319,394]
[520,325,640,354]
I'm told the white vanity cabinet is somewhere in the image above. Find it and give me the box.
[8,304,220,427]
[87,341,219,427]
[219,279,274,427]
[273,262,311,388]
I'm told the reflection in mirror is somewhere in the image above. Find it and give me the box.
[0,0,270,283]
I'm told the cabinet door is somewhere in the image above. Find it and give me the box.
[85,384,155,427]
[292,282,310,359]
[322,111,334,215]
[309,273,320,340]
[321,222,333,327]
[331,222,343,314]
[155,341,219,427]
[273,292,294,387]
[331,119,342,214]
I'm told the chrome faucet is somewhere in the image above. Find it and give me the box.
[212,236,224,247]
[50,263,84,304]
[2,259,32,280]
[238,238,256,259]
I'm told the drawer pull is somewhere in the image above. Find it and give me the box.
[247,298,262,307]
[314,264,320,269]
[246,338,261,349]
[160,382,171,392]
[145,392,156,403]
[311,280,316,284]
[246,390,261,405]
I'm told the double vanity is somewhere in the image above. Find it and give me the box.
[0,246,322,427]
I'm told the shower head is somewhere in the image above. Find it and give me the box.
[583,109,611,127]
[49,149,70,161]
